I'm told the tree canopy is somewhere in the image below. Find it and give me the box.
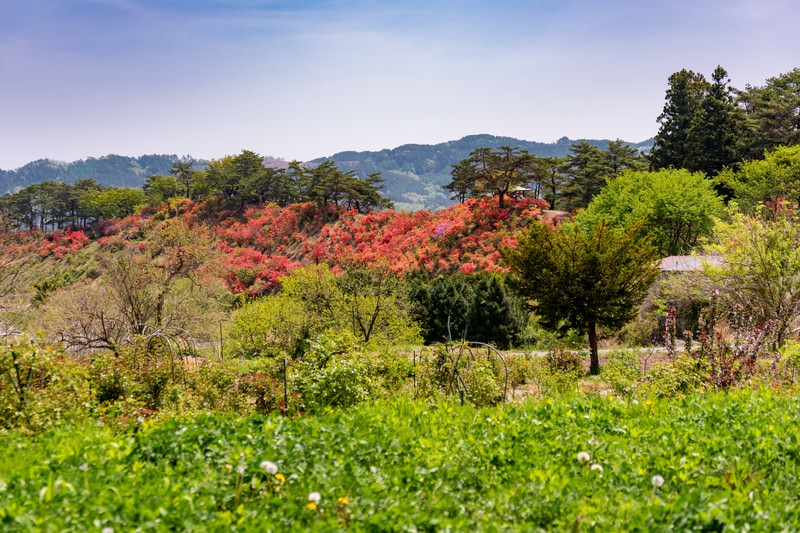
[703,206,800,347]
[651,67,743,176]
[445,146,536,208]
[719,144,800,207]
[575,168,725,256]
[503,220,659,374]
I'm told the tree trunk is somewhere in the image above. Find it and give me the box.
[588,321,600,375]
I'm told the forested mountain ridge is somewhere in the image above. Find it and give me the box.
[0,154,193,194]
[1,135,653,210]
[313,135,653,210]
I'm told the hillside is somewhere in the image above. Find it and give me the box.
[316,134,652,210]
[1,135,652,209]
[0,154,199,194]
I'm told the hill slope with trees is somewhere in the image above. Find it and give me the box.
[1,135,653,210]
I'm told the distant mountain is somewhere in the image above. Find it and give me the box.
[313,134,653,210]
[0,154,199,194]
[1,135,653,210]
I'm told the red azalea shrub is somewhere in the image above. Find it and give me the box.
[212,197,549,295]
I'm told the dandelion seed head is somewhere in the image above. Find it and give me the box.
[652,475,664,488]
[309,491,321,503]
[260,460,278,475]
[590,463,604,473]
[577,451,591,463]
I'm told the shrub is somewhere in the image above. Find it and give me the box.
[774,340,800,387]
[602,349,642,398]
[639,354,706,398]
[505,353,536,388]
[226,296,305,358]
[292,331,375,412]
[463,359,504,407]
[0,338,92,433]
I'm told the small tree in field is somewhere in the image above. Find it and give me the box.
[503,220,659,375]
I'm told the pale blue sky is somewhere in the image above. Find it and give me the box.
[1,0,797,169]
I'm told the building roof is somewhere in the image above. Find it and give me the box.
[659,255,723,272]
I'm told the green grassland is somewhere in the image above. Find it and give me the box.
[2,390,799,531]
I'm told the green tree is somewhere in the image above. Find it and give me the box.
[575,168,725,256]
[80,187,146,221]
[652,67,744,176]
[143,174,180,206]
[337,263,419,346]
[408,272,525,348]
[703,206,800,347]
[720,144,800,207]
[445,146,535,208]
[503,221,659,374]
[444,159,478,203]
[467,273,526,349]
[169,160,196,198]
[606,139,648,174]
[559,142,610,210]
[685,66,743,176]
[651,69,708,170]
[736,68,800,158]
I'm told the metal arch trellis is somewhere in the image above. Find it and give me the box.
[126,324,199,380]
[444,317,509,405]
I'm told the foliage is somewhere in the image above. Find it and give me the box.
[227,264,420,358]
[504,220,659,374]
[575,168,725,256]
[292,331,375,413]
[602,349,642,398]
[412,343,507,406]
[227,296,306,358]
[4,391,800,529]
[651,66,743,176]
[688,295,775,391]
[0,337,92,433]
[40,218,224,353]
[559,140,646,211]
[638,353,706,398]
[336,263,420,346]
[776,340,800,386]
[445,146,537,208]
[720,144,800,207]
[736,67,800,158]
[408,271,527,348]
[703,205,800,347]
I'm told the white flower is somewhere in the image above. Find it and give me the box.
[260,460,279,475]
[588,438,598,446]
[102,528,114,533]
[590,463,604,473]
[308,491,322,503]
[651,475,664,488]
[577,451,591,464]
[236,464,246,475]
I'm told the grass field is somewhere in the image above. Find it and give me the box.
[2,389,799,531]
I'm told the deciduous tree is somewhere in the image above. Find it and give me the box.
[575,168,724,256]
[703,205,800,347]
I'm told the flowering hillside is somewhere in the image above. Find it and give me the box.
[213,197,550,294]
[0,197,552,297]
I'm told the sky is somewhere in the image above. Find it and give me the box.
[1,0,798,169]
